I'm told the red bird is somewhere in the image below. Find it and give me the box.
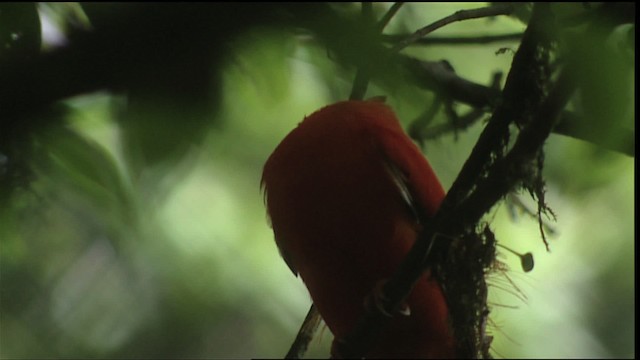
[262,100,455,358]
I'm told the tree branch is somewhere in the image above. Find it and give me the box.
[332,4,570,358]
[449,70,576,234]
[438,3,552,210]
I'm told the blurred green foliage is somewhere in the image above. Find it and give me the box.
[0,3,634,359]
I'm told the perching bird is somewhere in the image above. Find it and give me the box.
[262,99,455,358]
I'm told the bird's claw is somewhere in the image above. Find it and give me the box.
[364,279,411,318]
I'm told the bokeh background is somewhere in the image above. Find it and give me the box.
[1,3,634,358]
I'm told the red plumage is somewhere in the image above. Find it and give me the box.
[262,100,455,358]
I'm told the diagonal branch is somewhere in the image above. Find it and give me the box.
[445,70,576,236]
[285,304,322,359]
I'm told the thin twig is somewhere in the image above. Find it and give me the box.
[391,4,515,52]
[402,58,502,108]
[349,70,370,101]
[361,1,373,20]
[419,107,486,140]
[348,2,377,100]
[384,32,523,45]
[285,304,322,359]
[408,96,443,145]
[506,193,557,236]
[411,71,501,142]
[351,3,513,101]
[377,2,405,31]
